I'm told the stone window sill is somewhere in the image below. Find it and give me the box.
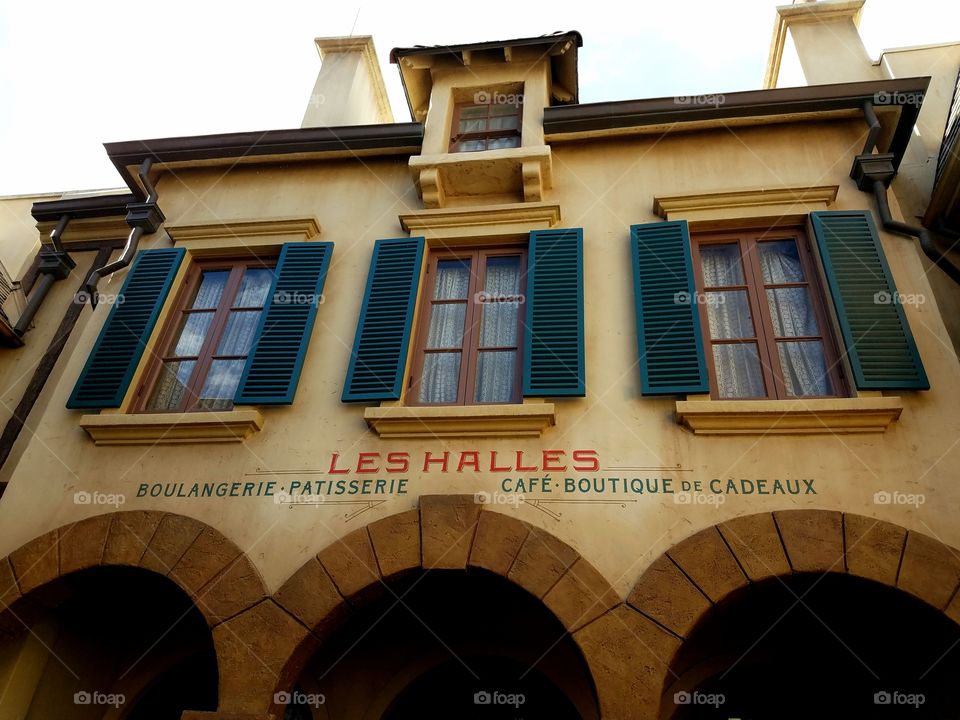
[79,409,264,445]
[675,397,903,435]
[364,403,555,438]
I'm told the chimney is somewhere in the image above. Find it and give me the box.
[302,36,394,127]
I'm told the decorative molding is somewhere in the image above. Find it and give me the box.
[675,397,902,435]
[522,160,543,202]
[36,216,131,245]
[653,185,838,227]
[166,216,321,252]
[418,168,444,209]
[79,409,264,445]
[364,403,556,438]
[399,202,561,242]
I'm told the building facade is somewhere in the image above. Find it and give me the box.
[1,2,960,718]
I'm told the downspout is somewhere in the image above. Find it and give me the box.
[13,215,76,336]
[850,101,960,285]
[83,158,165,307]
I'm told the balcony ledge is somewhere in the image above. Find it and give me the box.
[364,402,555,438]
[79,409,264,445]
[675,397,902,435]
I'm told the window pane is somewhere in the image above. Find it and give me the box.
[486,136,520,150]
[475,350,516,403]
[487,115,518,131]
[713,344,766,399]
[706,290,754,339]
[459,118,486,134]
[479,256,522,347]
[778,341,830,397]
[459,105,487,119]
[426,303,466,349]
[235,268,273,307]
[766,288,819,337]
[171,311,214,357]
[433,259,471,300]
[419,353,461,403]
[196,359,246,411]
[217,310,261,356]
[146,360,196,411]
[758,239,805,283]
[700,244,745,286]
[192,271,229,308]
[453,139,486,152]
[489,102,519,116]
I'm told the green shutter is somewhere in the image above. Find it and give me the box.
[234,242,333,405]
[631,221,709,395]
[67,248,185,409]
[342,237,424,402]
[523,228,585,397]
[811,211,928,390]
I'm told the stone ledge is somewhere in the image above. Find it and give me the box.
[363,403,555,438]
[675,397,902,435]
[79,409,264,445]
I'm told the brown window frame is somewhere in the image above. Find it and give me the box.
[408,246,527,406]
[133,255,277,413]
[690,227,845,400]
[448,94,523,153]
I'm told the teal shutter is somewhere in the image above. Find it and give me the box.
[342,237,424,402]
[67,248,185,409]
[811,211,928,390]
[631,221,708,395]
[523,228,585,397]
[234,242,333,405]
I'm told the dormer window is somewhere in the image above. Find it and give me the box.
[449,91,523,153]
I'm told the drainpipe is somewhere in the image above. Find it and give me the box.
[850,102,960,285]
[83,158,165,308]
[13,215,76,336]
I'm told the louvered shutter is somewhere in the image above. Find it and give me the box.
[522,228,585,397]
[631,221,709,395]
[342,237,424,401]
[811,211,928,390]
[67,248,185,409]
[234,242,333,405]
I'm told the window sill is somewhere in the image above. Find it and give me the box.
[409,145,552,207]
[675,397,903,435]
[364,403,556,439]
[78,409,264,445]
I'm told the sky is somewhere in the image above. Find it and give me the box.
[0,0,957,196]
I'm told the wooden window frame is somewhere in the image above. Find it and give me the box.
[448,95,523,153]
[691,227,845,401]
[133,256,277,413]
[408,246,527,406]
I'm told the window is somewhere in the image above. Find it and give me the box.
[409,247,526,405]
[449,93,522,153]
[691,228,843,399]
[139,259,275,412]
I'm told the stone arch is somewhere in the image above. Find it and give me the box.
[210,495,620,717]
[576,509,960,719]
[0,510,268,629]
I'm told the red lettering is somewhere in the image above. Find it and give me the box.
[572,449,600,472]
[328,452,349,474]
[457,451,480,472]
[489,451,511,472]
[386,452,409,473]
[356,452,380,474]
[515,450,538,472]
[423,451,449,472]
[541,449,566,472]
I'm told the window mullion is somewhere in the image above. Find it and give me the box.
[741,235,785,399]
[460,250,484,405]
